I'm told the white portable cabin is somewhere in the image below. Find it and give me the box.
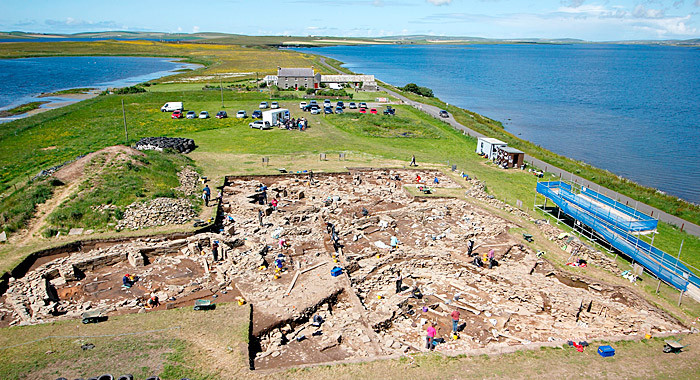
[262,108,290,126]
[476,137,507,159]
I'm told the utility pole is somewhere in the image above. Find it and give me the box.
[121,99,128,144]
[220,77,224,108]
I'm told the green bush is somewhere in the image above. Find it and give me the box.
[401,83,434,97]
[111,86,146,95]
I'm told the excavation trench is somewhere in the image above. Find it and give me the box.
[0,169,688,370]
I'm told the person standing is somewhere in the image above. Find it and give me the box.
[487,249,495,269]
[395,270,403,294]
[211,240,219,261]
[426,323,437,350]
[467,240,475,256]
[202,184,211,207]
[410,155,417,167]
[451,309,460,334]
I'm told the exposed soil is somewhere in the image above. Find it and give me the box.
[0,169,688,371]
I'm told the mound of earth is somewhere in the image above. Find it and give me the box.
[53,145,144,184]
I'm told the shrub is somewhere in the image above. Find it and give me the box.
[400,83,434,97]
[112,86,146,95]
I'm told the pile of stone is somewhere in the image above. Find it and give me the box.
[134,137,196,154]
[116,197,196,230]
[175,166,200,196]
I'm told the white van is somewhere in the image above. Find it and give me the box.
[161,102,183,112]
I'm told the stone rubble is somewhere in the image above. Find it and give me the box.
[116,197,197,230]
[0,169,685,369]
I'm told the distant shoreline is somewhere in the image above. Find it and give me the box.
[0,57,198,123]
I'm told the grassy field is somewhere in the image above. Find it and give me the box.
[0,302,250,380]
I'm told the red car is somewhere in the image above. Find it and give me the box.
[171,110,183,119]
[359,108,367,114]
[370,108,377,114]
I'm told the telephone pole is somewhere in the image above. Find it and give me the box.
[220,77,225,108]
[121,99,128,144]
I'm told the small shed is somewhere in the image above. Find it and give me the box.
[263,109,290,126]
[496,146,525,168]
[476,137,507,159]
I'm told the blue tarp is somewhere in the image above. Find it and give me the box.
[537,181,698,291]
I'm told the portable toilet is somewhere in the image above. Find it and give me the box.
[263,108,290,126]
[476,137,507,159]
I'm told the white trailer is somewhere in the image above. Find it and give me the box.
[476,137,507,159]
[263,108,290,126]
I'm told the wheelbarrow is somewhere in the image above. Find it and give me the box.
[663,339,686,354]
[81,310,107,324]
[193,299,216,311]
[523,233,534,243]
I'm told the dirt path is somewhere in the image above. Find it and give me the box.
[6,145,143,246]
[10,180,82,245]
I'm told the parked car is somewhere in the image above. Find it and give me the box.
[310,108,321,115]
[323,99,331,107]
[186,111,196,119]
[236,110,247,118]
[198,111,210,119]
[370,108,377,114]
[303,104,320,112]
[439,109,449,118]
[299,101,308,109]
[348,102,357,109]
[171,110,183,119]
[359,108,367,114]
[359,102,368,109]
[271,101,279,109]
[259,101,269,109]
[335,107,344,114]
[336,101,345,109]
[249,120,271,130]
[309,100,318,106]
[252,110,262,118]
[383,106,395,115]
[324,107,334,114]
[216,110,228,119]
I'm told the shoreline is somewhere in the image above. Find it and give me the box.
[0,57,199,124]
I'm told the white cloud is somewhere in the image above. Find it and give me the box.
[633,5,665,19]
[193,26,200,33]
[427,0,452,5]
[44,18,121,31]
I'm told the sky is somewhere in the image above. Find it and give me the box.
[1,0,699,41]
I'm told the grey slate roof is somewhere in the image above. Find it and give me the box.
[278,68,315,77]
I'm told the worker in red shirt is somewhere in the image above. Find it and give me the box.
[451,309,460,333]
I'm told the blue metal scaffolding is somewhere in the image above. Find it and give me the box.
[536,180,698,292]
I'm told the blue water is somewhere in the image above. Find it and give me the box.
[297,44,700,204]
[0,56,194,112]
